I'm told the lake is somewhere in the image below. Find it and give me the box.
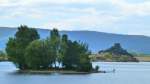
[0,62,150,84]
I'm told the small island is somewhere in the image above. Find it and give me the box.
[90,43,139,62]
[5,25,99,74]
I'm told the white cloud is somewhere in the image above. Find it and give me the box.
[21,0,101,4]
[42,13,123,31]
[0,0,150,36]
[0,0,96,6]
[110,0,150,16]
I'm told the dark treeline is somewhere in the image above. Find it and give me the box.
[6,25,94,72]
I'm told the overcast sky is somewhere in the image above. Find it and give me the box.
[0,0,150,36]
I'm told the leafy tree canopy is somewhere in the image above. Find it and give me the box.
[6,25,40,69]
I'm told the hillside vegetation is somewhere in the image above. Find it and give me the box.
[91,43,138,62]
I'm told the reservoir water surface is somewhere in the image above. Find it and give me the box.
[0,62,150,84]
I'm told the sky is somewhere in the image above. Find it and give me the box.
[0,0,150,36]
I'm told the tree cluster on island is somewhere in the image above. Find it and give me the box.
[92,43,139,62]
[6,25,96,72]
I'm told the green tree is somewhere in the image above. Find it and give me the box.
[59,34,68,68]
[44,39,55,68]
[25,40,53,70]
[6,25,40,69]
[76,43,92,72]
[62,40,78,69]
[49,29,60,68]
[63,40,92,72]
[6,38,18,62]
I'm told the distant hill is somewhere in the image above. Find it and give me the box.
[1,27,150,54]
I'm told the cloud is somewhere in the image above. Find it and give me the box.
[110,0,150,16]
[0,0,150,36]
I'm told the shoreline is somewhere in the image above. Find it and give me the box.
[17,70,102,74]
[92,60,140,62]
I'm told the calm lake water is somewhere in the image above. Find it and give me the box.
[0,62,150,84]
